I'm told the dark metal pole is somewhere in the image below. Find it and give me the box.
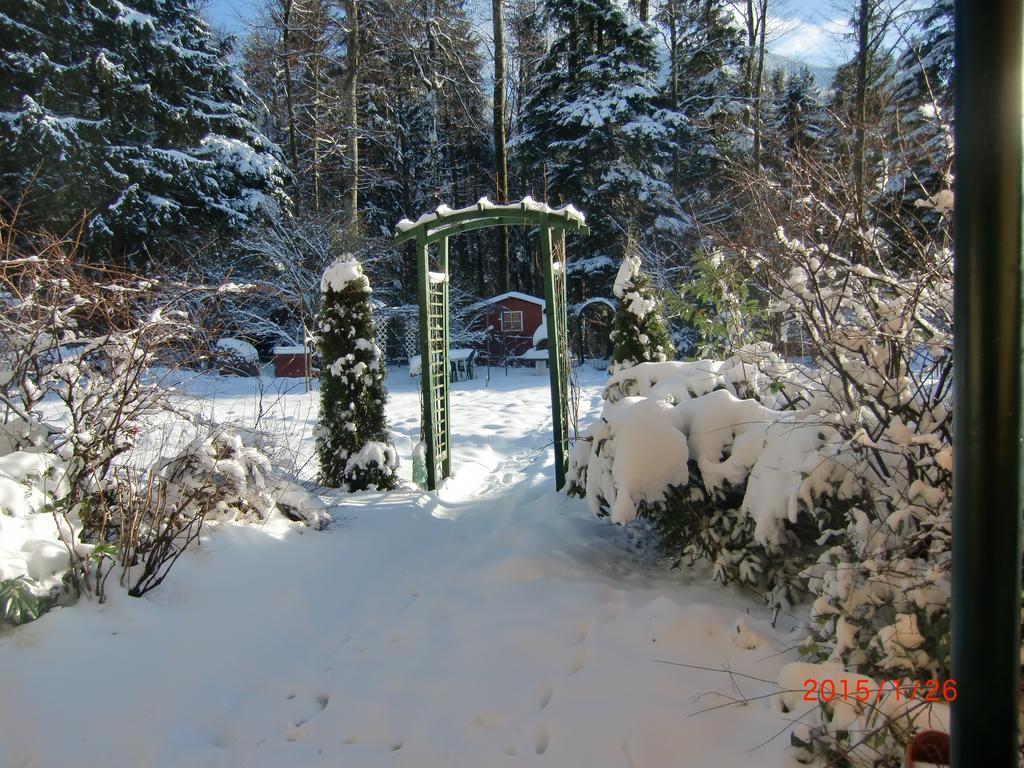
[952,0,1023,765]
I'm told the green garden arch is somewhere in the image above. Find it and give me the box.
[395,197,589,491]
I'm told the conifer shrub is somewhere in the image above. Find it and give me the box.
[609,245,675,372]
[315,257,398,491]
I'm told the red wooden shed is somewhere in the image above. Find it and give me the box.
[272,344,313,378]
[466,292,545,363]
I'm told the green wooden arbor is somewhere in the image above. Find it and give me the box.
[395,197,589,491]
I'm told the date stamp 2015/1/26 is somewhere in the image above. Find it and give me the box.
[803,678,957,703]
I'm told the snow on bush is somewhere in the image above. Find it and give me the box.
[0,221,330,622]
[158,429,329,529]
[569,221,956,764]
[214,337,260,376]
[777,661,950,766]
[568,348,852,602]
[315,256,398,491]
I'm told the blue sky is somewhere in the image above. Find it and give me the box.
[201,0,850,69]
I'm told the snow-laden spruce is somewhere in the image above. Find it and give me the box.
[0,0,289,258]
[315,257,398,491]
[608,250,675,373]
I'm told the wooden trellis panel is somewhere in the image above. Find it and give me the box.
[397,199,588,491]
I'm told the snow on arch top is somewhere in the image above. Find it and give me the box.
[395,196,586,235]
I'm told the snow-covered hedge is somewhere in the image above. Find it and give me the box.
[568,348,855,604]
[569,237,956,763]
[568,173,961,758]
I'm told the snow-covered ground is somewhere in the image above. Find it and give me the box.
[0,367,807,768]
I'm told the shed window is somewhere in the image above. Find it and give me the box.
[501,310,523,332]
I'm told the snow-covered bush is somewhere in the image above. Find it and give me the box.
[214,337,260,376]
[119,429,329,596]
[0,219,329,619]
[158,429,328,528]
[570,191,956,765]
[609,246,675,372]
[757,228,954,766]
[568,350,851,604]
[315,257,398,490]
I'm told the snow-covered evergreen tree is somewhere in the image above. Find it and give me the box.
[766,66,827,165]
[609,248,675,372]
[656,0,742,233]
[0,0,289,262]
[315,257,398,491]
[881,1,953,222]
[514,0,685,301]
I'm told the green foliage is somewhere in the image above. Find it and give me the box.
[515,0,686,277]
[670,250,766,358]
[315,258,398,491]
[609,249,675,370]
[629,468,840,607]
[0,0,288,260]
[0,577,43,625]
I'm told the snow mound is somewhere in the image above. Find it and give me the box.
[0,451,70,590]
[569,350,852,542]
[215,337,258,362]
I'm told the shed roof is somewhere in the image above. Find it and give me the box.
[466,292,546,311]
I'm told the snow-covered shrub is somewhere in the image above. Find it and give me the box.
[609,245,675,373]
[753,229,954,766]
[699,152,954,764]
[0,224,193,603]
[315,257,398,490]
[117,429,329,597]
[777,661,952,767]
[570,162,956,760]
[568,351,854,604]
[669,249,767,358]
[158,429,329,528]
[0,219,330,618]
[214,337,261,376]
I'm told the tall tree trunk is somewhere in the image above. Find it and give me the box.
[345,0,360,232]
[751,0,767,169]
[280,0,299,170]
[309,53,322,213]
[492,0,510,292]
[853,0,871,235]
[744,0,756,98]
[668,0,679,191]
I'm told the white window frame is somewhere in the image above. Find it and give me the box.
[501,310,524,333]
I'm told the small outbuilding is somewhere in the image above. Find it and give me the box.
[273,344,314,378]
[465,292,546,364]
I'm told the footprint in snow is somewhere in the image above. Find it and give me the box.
[473,712,502,729]
[571,622,590,646]
[537,683,554,710]
[534,726,551,755]
[567,647,586,675]
[600,589,623,623]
